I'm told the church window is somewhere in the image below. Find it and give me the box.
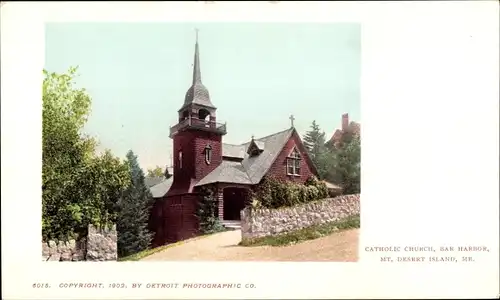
[178,150,183,169]
[286,147,301,175]
[204,144,212,164]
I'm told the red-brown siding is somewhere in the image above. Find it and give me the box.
[169,130,222,194]
[150,193,201,247]
[152,128,223,247]
[151,129,318,247]
[266,130,317,184]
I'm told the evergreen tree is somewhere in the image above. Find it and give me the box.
[328,135,360,194]
[303,120,329,179]
[196,187,225,234]
[117,150,154,258]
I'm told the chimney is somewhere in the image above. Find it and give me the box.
[342,113,349,131]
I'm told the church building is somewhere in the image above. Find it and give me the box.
[149,35,320,246]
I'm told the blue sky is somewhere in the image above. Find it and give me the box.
[45,23,360,170]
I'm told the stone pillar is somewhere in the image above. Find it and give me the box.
[86,224,117,261]
[217,188,224,220]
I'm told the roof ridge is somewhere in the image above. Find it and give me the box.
[250,127,295,183]
[239,127,293,145]
[238,161,253,183]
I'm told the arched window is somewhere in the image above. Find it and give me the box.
[178,150,183,169]
[198,109,211,122]
[182,110,189,120]
[286,147,301,175]
[204,144,212,165]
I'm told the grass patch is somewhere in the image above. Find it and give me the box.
[239,214,360,247]
[118,232,219,261]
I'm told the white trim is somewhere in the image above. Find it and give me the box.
[286,147,301,176]
[204,144,212,165]
[178,150,183,169]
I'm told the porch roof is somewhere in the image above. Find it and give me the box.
[323,180,343,190]
[149,177,173,198]
[195,160,252,187]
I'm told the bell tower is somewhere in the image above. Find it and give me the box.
[168,30,227,194]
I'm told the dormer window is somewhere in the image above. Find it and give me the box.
[250,148,260,157]
[204,144,212,165]
[286,147,301,176]
[247,139,264,157]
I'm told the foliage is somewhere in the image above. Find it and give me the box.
[304,175,329,197]
[146,165,172,180]
[196,187,226,234]
[252,176,329,209]
[239,214,360,247]
[42,67,131,241]
[302,119,361,195]
[146,166,164,178]
[327,134,361,194]
[303,121,329,178]
[116,150,155,258]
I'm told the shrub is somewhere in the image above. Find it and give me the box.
[196,187,225,234]
[253,176,330,209]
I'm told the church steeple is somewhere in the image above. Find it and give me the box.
[192,29,201,85]
[180,29,215,111]
[171,29,226,139]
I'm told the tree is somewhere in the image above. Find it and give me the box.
[147,166,164,178]
[42,67,130,240]
[327,135,360,194]
[303,120,329,179]
[196,187,225,234]
[116,150,154,258]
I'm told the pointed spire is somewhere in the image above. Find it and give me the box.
[192,28,202,85]
[180,28,215,110]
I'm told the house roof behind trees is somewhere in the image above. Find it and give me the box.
[145,177,165,188]
[149,177,173,198]
[328,113,360,146]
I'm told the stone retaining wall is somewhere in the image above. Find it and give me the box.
[241,194,360,240]
[42,224,117,261]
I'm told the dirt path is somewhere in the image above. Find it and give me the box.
[141,229,359,262]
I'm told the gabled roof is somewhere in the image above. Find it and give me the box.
[150,127,318,193]
[329,121,361,145]
[195,128,295,187]
[241,127,294,184]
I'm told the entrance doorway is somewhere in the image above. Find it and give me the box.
[222,187,248,221]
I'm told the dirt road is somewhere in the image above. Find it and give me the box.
[141,229,359,262]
